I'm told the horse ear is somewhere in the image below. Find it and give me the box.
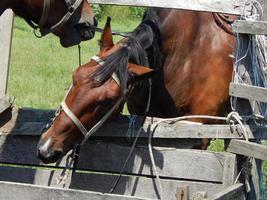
[128,63,155,81]
[100,17,114,50]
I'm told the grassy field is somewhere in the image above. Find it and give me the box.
[8,17,141,109]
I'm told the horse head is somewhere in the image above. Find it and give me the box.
[37,18,155,163]
[0,0,97,47]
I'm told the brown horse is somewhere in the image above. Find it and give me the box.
[37,8,235,163]
[0,0,97,47]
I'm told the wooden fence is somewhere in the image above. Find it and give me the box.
[0,109,246,200]
[1,0,267,199]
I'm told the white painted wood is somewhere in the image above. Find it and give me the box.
[0,9,14,97]
[90,0,246,15]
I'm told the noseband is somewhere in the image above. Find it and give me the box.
[58,56,122,145]
[28,0,83,37]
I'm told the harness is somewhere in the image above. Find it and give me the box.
[27,0,83,37]
[60,56,122,145]
[53,55,124,184]
[212,13,236,36]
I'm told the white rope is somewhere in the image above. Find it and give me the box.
[146,111,251,200]
[147,112,252,193]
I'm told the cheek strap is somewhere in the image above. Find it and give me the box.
[61,88,124,145]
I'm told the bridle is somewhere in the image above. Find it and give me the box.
[27,0,83,37]
[58,55,122,145]
[45,55,124,184]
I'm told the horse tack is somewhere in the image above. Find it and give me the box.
[213,13,237,35]
[30,0,83,37]
[59,56,122,145]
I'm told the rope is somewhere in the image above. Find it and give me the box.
[78,44,81,67]
[231,1,267,121]
[146,78,164,200]
[108,122,144,193]
[56,149,76,187]
[230,3,266,196]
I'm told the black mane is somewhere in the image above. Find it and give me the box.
[93,9,163,93]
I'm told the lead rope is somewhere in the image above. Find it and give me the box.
[109,78,154,194]
[150,112,252,198]
[56,45,82,186]
[78,44,81,67]
[147,78,164,200]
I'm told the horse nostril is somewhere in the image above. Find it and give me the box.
[37,149,62,164]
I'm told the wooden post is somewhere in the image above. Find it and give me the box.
[0,9,14,97]
[176,186,189,200]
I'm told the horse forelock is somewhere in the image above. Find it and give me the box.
[93,18,161,93]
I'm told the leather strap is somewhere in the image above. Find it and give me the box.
[39,0,51,27]
[61,92,123,145]
[61,101,88,136]
[44,0,83,34]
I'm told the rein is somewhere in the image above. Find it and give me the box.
[54,55,124,184]
[28,0,83,37]
[87,24,131,37]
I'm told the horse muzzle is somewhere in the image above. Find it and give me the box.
[37,149,62,164]
[75,16,98,40]
[37,138,63,164]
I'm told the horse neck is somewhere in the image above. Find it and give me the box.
[8,0,42,24]
[158,9,208,56]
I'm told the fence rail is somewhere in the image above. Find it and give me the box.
[90,0,247,15]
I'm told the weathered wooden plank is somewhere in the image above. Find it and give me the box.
[230,82,267,103]
[0,166,223,199]
[2,109,267,139]
[5,120,267,139]
[0,95,13,114]
[90,0,247,15]
[206,183,245,200]
[250,158,262,200]
[5,121,267,139]
[232,20,267,35]
[0,136,228,183]
[0,181,150,200]
[222,153,237,188]
[258,0,267,20]
[0,9,14,96]
[225,139,267,160]
[176,186,189,200]
[192,192,207,200]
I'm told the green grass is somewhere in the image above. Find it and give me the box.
[8,17,141,109]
